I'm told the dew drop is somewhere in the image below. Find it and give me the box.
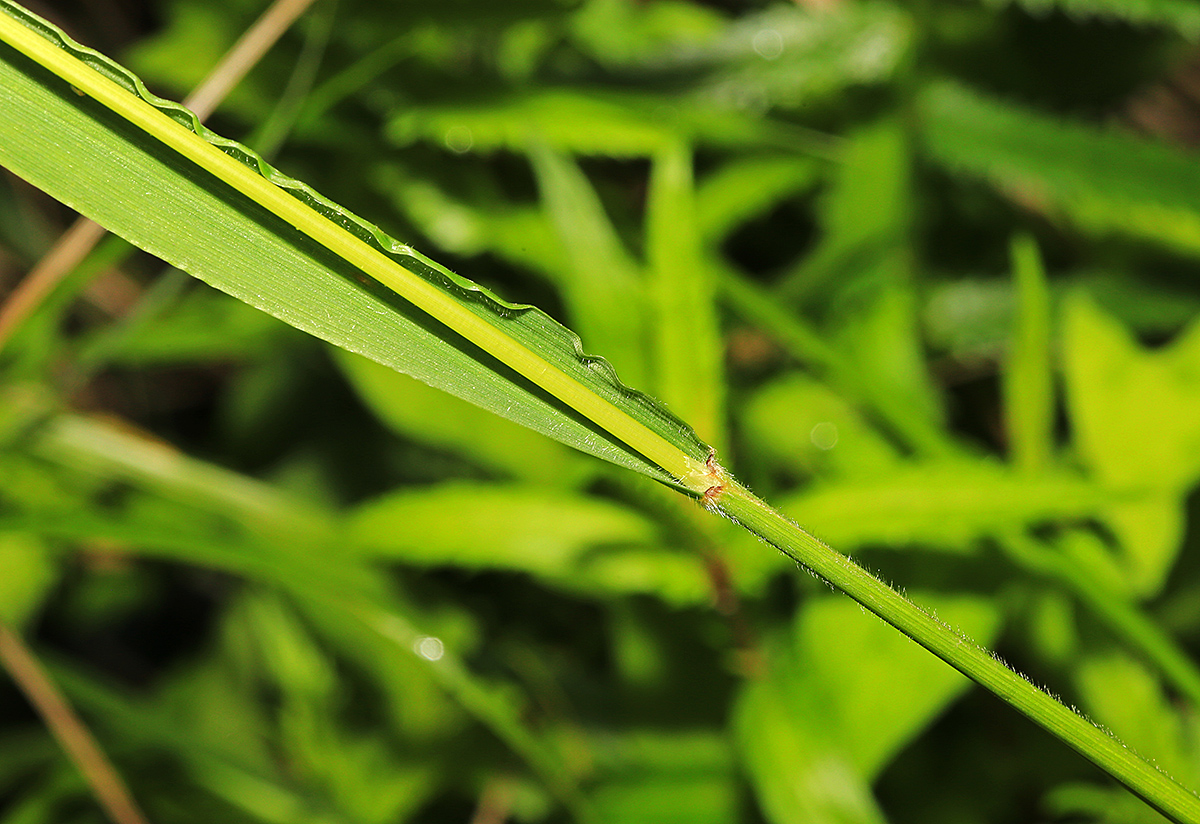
[414,635,445,661]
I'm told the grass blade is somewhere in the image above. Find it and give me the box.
[0,0,713,495]
[1005,233,1055,473]
[647,139,725,447]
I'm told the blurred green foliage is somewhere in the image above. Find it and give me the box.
[3,0,1200,822]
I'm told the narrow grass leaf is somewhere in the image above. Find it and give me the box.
[373,164,569,278]
[777,459,1111,550]
[588,731,737,824]
[0,1,713,495]
[1004,233,1055,473]
[1075,654,1197,783]
[694,154,820,244]
[741,374,901,479]
[529,144,650,387]
[921,82,1200,257]
[647,140,725,446]
[736,673,886,824]
[348,482,658,575]
[671,3,913,107]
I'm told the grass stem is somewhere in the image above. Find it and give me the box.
[715,482,1200,824]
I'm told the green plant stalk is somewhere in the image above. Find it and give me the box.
[716,482,1200,824]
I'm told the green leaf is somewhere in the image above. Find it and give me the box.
[347,481,711,604]
[589,730,737,824]
[1064,293,1200,492]
[385,83,825,159]
[372,163,569,277]
[666,3,913,108]
[647,140,725,446]
[0,533,57,626]
[125,1,247,103]
[782,121,909,303]
[736,594,1000,824]
[0,1,714,497]
[777,121,947,454]
[529,144,650,387]
[718,267,946,456]
[336,349,588,486]
[980,0,1200,39]
[241,594,441,824]
[1063,293,1200,594]
[6,3,1200,818]
[53,659,321,824]
[741,374,900,479]
[778,459,1110,551]
[737,672,885,824]
[92,283,287,366]
[801,595,1001,777]
[1004,234,1055,474]
[387,88,681,157]
[1075,654,1198,784]
[570,0,726,67]
[829,125,941,425]
[1075,270,1200,338]
[348,482,658,575]
[694,154,819,244]
[19,414,591,815]
[921,82,1200,257]
[1053,652,1200,821]
[301,595,470,744]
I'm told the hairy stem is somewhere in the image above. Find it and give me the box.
[713,482,1200,824]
